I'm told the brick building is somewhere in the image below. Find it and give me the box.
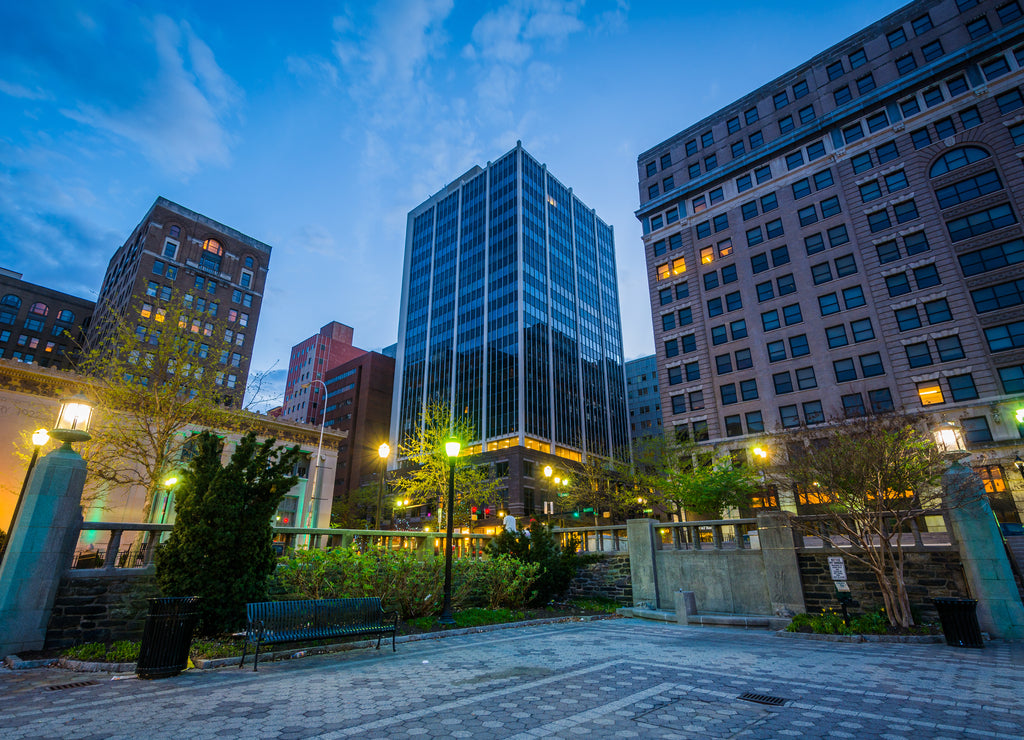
[637,0,1024,519]
[0,268,94,369]
[87,197,271,405]
[281,322,368,425]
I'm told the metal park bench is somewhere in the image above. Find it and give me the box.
[240,597,399,671]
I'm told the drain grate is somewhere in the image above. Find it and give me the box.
[738,692,787,707]
[46,680,99,691]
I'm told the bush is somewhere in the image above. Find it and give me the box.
[156,432,301,635]
[487,522,581,606]
[273,546,539,619]
[786,608,893,636]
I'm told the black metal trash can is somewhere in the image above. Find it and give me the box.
[136,596,202,679]
[932,597,983,648]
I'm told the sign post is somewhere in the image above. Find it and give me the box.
[827,556,852,625]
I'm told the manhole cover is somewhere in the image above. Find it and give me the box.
[46,680,99,691]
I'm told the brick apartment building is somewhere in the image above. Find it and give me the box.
[637,0,1024,519]
[0,268,94,369]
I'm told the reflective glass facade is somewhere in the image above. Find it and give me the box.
[393,144,629,461]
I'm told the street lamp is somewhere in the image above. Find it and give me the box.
[51,394,94,448]
[301,379,328,544]
[0,428,49,564]
[159,475,179,524]
[376,442,390,531]
[438,437,460,625]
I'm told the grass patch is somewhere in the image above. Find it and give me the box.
[786,608,938,636]
[407,607,525,631]
[189,638,246,659]
[564,597,620,614]
[62,640,140,663]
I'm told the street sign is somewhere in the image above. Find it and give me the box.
[834,581,850,592]
[827,556,847,581]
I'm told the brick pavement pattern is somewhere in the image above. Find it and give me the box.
[2,618,1022,739]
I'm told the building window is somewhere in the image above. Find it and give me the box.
[922,39,944,62]
[947,204,1017,242]
[779,405,800,428]
[896,53,918,75]
[906,342,933,368]
[961,416,992,443]
[825,324,847,347]
[842,393,866,418]
[895,307,922,331]
[790,335,810,356]
[868,210,892,233]
[834,358,857,382]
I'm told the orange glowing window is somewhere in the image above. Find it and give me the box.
[975,465,1007,494]
[917,381,944,405]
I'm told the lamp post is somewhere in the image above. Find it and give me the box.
[376,442,390,531]
[0,428,50,564]
[159,475,179,524]
[438,437,460,625]
[301,379,328,546]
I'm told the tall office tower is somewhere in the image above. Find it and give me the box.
[88,197,271,405]
[392,142,629,516]
[281,322,368,424]
[626,355,663,444]
[638,0,1024,519]
[0,268,94,369]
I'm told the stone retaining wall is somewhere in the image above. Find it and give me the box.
[566,553,632,605]
[798,551,968,621]
[44,570,161,649]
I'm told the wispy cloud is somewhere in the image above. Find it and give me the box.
[62,16,242,177]
[0,80,52,101]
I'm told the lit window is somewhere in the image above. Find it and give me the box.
[917,381,944,405]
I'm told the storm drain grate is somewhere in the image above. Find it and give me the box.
[46,680,99,691]
[738,692,787,707]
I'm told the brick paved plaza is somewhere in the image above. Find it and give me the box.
[2,618,1022,739]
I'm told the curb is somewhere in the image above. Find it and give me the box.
[774,629,944,644]
[4,654,59,670]
[58,657,137,673]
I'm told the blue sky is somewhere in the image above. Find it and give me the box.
[0,0,907,409]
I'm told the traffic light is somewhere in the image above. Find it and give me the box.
[572,511,580,518]
[471,506,478,514]
[484,507,491,516]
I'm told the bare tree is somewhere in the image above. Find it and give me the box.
[776,414,975,628]
[73,291,261,520]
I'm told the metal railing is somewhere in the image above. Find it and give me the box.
[71,522,173,572]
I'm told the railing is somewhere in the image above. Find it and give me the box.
[553,525,630,553]
[71,522,173,572]
[70,523,498,571]
[650,518,759,551]
[791,510,957,551]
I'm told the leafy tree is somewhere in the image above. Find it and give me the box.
[775,414,971,628]
[488,522,582,605]
[330,483,378,528]
[390,401,502,525]
[74,292,253,521]
[641,438,759,520]
[559,456,636,524]
[155,431,301,634]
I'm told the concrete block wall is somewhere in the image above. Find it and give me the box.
[565,554,632,605]
[797,551,967,621]
[44,571,161,649]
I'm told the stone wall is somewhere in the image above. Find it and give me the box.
[798,551,968,621]
[45,570,161,649]
[566,554,632,605]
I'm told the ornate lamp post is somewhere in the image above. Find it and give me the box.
[438,437,460,625]
[376,442,390,530]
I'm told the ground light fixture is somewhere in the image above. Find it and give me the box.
[438,437,460,625]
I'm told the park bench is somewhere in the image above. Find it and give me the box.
[239,597,399,670]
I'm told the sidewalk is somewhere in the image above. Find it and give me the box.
[2,618,1022,738]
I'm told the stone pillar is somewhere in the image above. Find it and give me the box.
[943,462,1024,640]
[756,510,806,617]
[626,518,661,609]
[0,446,87,657]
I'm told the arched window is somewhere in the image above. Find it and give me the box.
[200,238,223,273]
[929,146,990,177]
[29,302,49,316]
[169,225,181,238]
[244,256,255,269]
[1,294,22,308]
[57,309,75,323]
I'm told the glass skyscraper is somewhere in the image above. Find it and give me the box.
[391,143,628,514]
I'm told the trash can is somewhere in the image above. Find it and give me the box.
[136,596,202,679]
[932,597,983,648]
